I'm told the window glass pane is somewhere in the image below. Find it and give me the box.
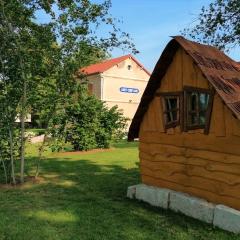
[190,93,198,111]
[189,113,198,125]
[199,111,206,125]
[168,110,178,122]
[163,96,179,126]
[199,93,209,111]
[166,110,178,123]
[165,98,177,111]
[166,112,172,122]
[186,90,210,128]
[172,110,177,121]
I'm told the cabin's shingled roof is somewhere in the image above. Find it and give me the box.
[128,36,240,140]
[81,54,151,76]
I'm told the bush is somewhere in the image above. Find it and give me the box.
[49,94,128,151]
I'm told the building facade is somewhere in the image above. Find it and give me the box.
[81,55,150,127]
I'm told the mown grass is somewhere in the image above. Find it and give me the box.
[0,141,238,240]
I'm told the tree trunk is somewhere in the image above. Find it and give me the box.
[20,73,27,184]
[35,103,57,179]
[0,156,8,184]
[9,126,16,185]
[35,134,47,178]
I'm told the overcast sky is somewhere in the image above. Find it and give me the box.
[36,0,240,72]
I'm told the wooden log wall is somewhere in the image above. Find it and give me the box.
[139,48,240,210]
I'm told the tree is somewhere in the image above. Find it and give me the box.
[0,0,58,183]
[0,0,137,183]
[31,41,109,129]
[31,0,137,177]
[182,0,240,50]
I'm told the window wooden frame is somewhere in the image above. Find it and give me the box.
[159,92,182,130]
[183,86,214,134]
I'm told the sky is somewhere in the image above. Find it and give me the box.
[108,0,239,72]
[36,0,240,72]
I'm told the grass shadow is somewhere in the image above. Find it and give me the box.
[0,149,238,240]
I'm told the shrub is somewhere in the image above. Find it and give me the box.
[49,94,128,151]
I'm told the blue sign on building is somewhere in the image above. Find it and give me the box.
[120,87,139,94]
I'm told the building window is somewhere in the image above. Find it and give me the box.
[127,65,132,70]
[161,92,181,129]
[184,86,213,131]
[88,83,93,95]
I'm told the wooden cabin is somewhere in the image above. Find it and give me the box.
[128,36,240,211]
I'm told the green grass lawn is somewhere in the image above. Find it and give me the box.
[0,142,238,240]
[26,128,45,135]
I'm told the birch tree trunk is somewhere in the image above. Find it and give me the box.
[20,73,27,184]
[35,103,57,179]
[0,156,7,184]
[9,125,16,185]
[35,134,47,178]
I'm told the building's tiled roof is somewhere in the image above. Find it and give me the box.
[81,54,151,76]
[128,36,240,140]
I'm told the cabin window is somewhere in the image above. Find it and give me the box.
[161,92,181,129]
[127,65,132,70]
[184,86,212,131]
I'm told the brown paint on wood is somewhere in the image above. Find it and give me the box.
[212,95,226,136]
[140,152,240,176]
[145,101,157,131]
[166,128,175,135]
[140,131,240,156]
[140,142,240,165]
[167,49,182,91]
[145,109,152,131]
[141,164,240,199]
[196,68,209,89]
[160,74,168,92]
[139,139,240,209]
[232,115,240,137]
[175,49,183,91]
[152,97,164,132]
[175,126,181,133]
[204,90,215,135]
[142,175,240,210]
[182,50,196,86]
[141,159,240,187]
[225,105,233,136]
[166,53,175,91]
[140,112,149,133]
[209,101,215,134]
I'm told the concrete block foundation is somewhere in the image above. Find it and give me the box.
[169,191,214,223]
[135,184,170,209]
[127,184,240,234]
[127,185,137,199]
[213,205,240,234]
